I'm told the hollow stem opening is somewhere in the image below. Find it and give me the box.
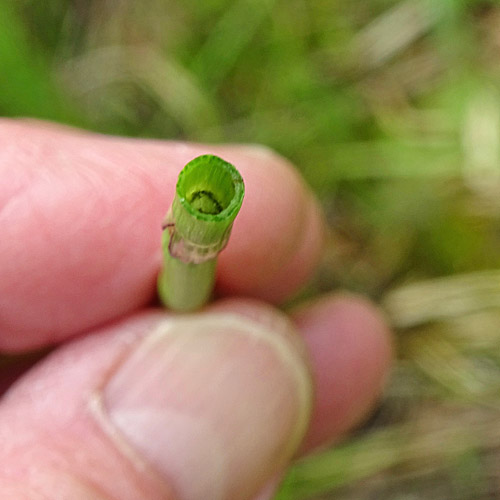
[158,155,245,311]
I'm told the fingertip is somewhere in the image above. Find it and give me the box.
[0,122,324,350]
[252,190,325,302]
[0,308,314,500]
[215,146,325,302]
[209,294,393,452]
[293,293,393,451]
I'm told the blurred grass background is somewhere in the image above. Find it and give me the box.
[2,0,500,498]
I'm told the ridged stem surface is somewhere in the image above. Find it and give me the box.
[158,155,244,311]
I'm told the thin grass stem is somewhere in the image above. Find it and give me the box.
[157,154,244,311]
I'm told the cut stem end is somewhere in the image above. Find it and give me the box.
[157,155,245,311]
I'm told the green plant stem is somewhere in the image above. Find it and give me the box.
[157,154,244,311]
[158,232,217,311]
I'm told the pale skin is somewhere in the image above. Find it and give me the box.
[0,120,393,500]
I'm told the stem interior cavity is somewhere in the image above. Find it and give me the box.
[176,155,242,221]
[189,190,223,215]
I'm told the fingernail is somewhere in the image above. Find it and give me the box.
[101,313,312,500]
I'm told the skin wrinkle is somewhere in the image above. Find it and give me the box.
[89,392,177,500]
[0,184,62,331]
[1,190,105,337]
[0,400,175,500]
[29,469,114,500]
[0,454,121,500]
[0,135,56,227]
[0,132,107,267]
[0,173,32,224]
[1,312,161,409]
[54,137,178,269]
[0,312,176,499]
[0,136,168,346]
[0,481,50,500]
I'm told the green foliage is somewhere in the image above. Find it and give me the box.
[0,0,84,122]
[3,1,500,498]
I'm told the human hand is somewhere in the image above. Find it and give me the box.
[0,120,392,499]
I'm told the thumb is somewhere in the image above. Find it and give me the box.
[0,310,313,500]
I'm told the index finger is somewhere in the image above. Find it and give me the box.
[0,120,324,351]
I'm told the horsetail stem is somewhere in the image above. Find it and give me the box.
[157,154,245,311]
